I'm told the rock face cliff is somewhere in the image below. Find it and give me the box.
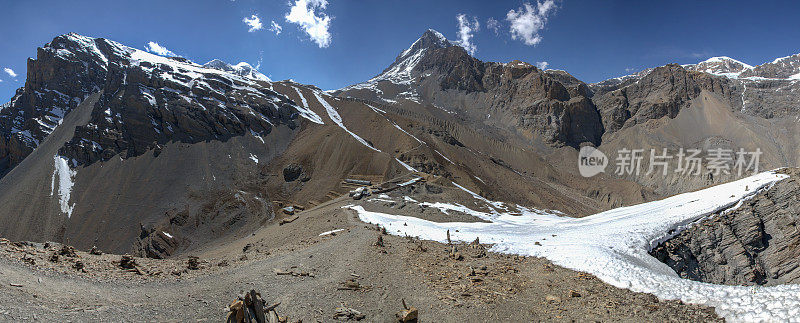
[0,33,303,179]
[650,168,800,286]
[338,30,800,154]
[0,33,317,254]
[591,64,739,133]
[0,34,108,177]
[337,30,603,149]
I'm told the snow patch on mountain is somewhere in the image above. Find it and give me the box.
[313,91,379,151]
[61,33,110,67]
[395,158,417,172]
[348,171,796,322]
[318,228,345,237]
[50,155,77,218]
[291,87,324,124]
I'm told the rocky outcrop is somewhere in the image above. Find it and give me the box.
[740,54,800,79]
[0,33,307,176]
[337,30,604,149]
[592,64,738,133]
[133,224,179,259]
[650,169,800,286]
[0,34,110,177]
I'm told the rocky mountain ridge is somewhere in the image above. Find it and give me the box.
[337,29,603,149]
[0,30,797,257]
[651,168,800,286]
[339,30,799,153]
[0,33,308,177]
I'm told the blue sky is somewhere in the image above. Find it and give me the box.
[2,0,800,101]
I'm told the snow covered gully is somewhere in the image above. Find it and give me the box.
[347,171,797,322]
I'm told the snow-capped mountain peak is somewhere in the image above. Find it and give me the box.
[339,29,456,92]
[384,29,456,81]
[741,52,800,80]
[399,29,453,57]
[0,32,286,174]
[683,56,753,78]
[202,59,271,82]
[699,56,752,68]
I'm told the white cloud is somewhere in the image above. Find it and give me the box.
[536,61,549,69]
[486,18,500,35]
[269,20,283,35]
[144,42,176,57]
[285,0,332,48]
[455,14,480,55]
[506,0,557,46]
[243,14,264,32]
[3,68,17,78]
[625,67,635,73]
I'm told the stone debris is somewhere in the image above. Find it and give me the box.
[187,256,200,270]
[283,163,305,182]
[468,237,486,258]
[73,260,85,272]
[337,278,363,291]
[413,241,427,252]
[395,299,418,322]
[89,246,103,255]
[226,289,285,323]
[467,265,488,279]
[116,254,151,275]
[279,215,298,225]
[545,294,561,302]
[119,254,137,269]
[333,305,365,321]
[21,255,35,265]
[273,267,315,277]
[448,245,463,260]
[58,245,77,257]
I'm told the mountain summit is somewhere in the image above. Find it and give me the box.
[0,33,287,178]
[338,29,603,149]
[202,59,271,82]
[341,29,456,91]
[684,56,754,77]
